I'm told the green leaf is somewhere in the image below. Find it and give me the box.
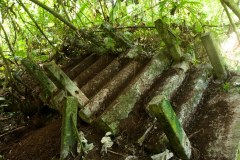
[47,22,55,27]
[15,50,26,58]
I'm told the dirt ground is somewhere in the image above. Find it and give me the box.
[0,112,150,160]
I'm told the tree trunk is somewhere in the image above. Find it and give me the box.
[221,0,240,20]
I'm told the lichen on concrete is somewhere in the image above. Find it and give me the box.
[177,68,210,126]
[96,53,170,134]
[146,61,190,118]
[149,99,192,159]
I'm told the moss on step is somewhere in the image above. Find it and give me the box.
[79,60,143,123]
[95,53,170,134]
[60,96,78,160]
[44,61,89,107]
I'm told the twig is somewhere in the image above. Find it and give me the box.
[70,114,85,155]
[74,3,93,25]
[29,0,78,31]
[93,26,155,32]
[108,150,126,157]
[137,119,156,146]
[114,26,155,30]
[202,22,240,28]
[0,47,13,83]
[189,128,204,139]
[8,12,18,46]
[0,126,26,138]
[60,1,71,22]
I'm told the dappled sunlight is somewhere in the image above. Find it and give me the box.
[221,32,240,70]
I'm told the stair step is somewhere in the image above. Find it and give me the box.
[95,53,170,134]
[61,55,87,72]
[44,62,89,107]
[188,75,240,159]
[172,66,210,127]
[79,60,145,123]
[144,66,210,153]
[116,62,190,151]
[67,54,99,79]
[81,58,128,98]
[145,62,190,117]
[74,55,115,87]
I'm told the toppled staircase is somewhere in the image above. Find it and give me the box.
[21,27,240,159]
[22,51,240,159]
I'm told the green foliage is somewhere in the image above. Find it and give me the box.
[0,0,236,89]
[222,82,230,92]
[104,37,116,50]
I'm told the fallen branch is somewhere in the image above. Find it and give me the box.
[221,0,240,20]
[221,0,240,43]
[0,117,10,121]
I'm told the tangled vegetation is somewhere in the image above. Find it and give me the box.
[0,0,240,94]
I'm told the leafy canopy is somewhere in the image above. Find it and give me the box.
[0,0,236,66]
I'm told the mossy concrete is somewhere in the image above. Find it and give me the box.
[95,53,170,134]
[155,19,182,61]
[21,58,58,97]
[184,74,240,159]
[81,58,124,98]
[79,60,142,124]
[175,67,210,127]
[146,61,189,117]
[149,99,192,159]
[235,141,240,160]
[145,66,210,153]
[201,32,227,80]
[44,61,89,107]
[60,96,78,160]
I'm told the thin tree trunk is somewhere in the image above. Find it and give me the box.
[0,23,18,65]
[98,0,107,21]
[221,0,240,20]
[18,0,54,47]
[0,47,13,89]
[29,0,78,31]
[59,1,71,22]
[221,0,240,43]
